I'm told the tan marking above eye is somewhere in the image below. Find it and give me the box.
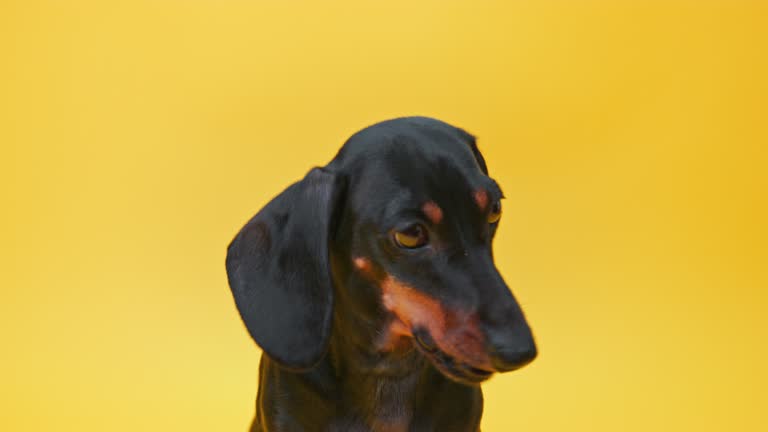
[422,201,443,224]
[394,224,428,248]
[474,189,489,210]
[488,200,502,223]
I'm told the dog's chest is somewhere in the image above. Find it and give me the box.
[353,374,419,432]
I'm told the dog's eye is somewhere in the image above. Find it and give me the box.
[488,200,502,224]
[393,224,428,249]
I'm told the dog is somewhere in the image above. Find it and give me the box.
[226,117,537,431]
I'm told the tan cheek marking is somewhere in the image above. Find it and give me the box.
[381,275,492,369]
[381,276,447,341]
[474,189,489,210]
[376,319,413,352]
[422,201,443,224]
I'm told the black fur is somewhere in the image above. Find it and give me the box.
[226,117,536,431]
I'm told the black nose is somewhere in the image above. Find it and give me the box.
[482,313,537,372]
[489,342,537,372]
[485,321,537,372]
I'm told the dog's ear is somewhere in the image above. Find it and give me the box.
[226,167,345,370]
[456,128,488,175]
[467,139,488,175]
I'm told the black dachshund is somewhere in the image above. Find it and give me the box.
[226,117,537,431]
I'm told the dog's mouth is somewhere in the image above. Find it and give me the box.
[413,329,494,385]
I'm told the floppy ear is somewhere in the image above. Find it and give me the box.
[226,167,345,370]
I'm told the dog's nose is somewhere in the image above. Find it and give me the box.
[489,343,537,372]
[484,323,537,372]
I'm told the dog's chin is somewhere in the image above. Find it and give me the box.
[413,333,494,386]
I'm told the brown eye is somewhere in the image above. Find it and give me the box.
[393,224,428,249]
[488,200,502,224]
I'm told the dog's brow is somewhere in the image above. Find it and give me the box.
[474,180,503,210]
[422,201,443,224]
[382,189,416,220]
[473,189,489,210]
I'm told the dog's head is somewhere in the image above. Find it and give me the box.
[226,117,536,385]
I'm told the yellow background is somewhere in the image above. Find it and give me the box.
[2,1,767,431]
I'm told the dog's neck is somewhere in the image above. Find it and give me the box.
[256,279,483,431]
[334,296,417,365]
[321,297,430,429]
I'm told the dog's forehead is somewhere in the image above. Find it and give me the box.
[330,117,484,184]
[357,159,480,222]
[328,118,494,222]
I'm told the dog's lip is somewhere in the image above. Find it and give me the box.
[414,331,439,353]
[413,330,494,384]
